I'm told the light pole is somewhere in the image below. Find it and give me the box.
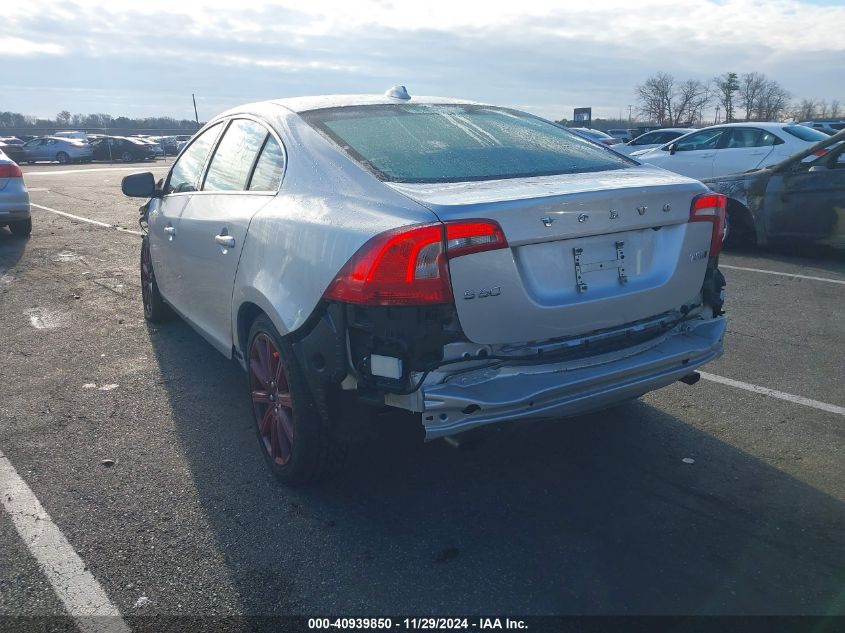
[715,105,721,124]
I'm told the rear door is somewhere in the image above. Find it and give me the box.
[172,118,285,355]
[712,127,779,177]
[147,122,224,309]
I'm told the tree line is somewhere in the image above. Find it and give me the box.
[0,110,201,133]
[636,71,840,126]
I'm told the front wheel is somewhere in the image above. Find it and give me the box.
[9,217,32,237]
[140,236,171,322]
[121,151,132,162]
[247,315,347,484]
[56,152,70,164]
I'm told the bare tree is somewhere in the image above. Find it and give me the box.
[673,79,710,125]
[738,72,767,120]
[56,110,71,126]
[636,72,676,126]
[830,100,841,118]
[755,80,791,121]
[712,72,740,122]
[791,99,818,121]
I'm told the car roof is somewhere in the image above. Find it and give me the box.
[217,94,485,117]
[702,122,793,130]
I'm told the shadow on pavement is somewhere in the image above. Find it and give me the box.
[146,318,845,616]
[0,228,30,270]
[724,241,845,275]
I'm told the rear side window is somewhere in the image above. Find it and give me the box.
[248,136,285,191]
[166,123,222,194]
[203,119,268,192]
[783,126,829,142]
[302,104,632,183]
[721,128,782,149]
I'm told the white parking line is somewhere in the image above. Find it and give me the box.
[699,371,845,417]
[31,203,143,237]
[720,264,845,286]
[24,166,166,176]
[0,449,130,633]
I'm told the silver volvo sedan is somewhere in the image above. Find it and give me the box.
[122,87,727,483]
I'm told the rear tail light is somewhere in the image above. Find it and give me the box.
[812,149,828,157]
[0,163,23,178]
[323,220,507,305]
[689,193,727,258]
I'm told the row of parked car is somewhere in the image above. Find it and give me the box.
[0,132,194,165]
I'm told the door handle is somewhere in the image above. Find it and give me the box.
[215,234,236,248]
[164,225,176,235]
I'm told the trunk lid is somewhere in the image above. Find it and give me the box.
[388,166,714,344]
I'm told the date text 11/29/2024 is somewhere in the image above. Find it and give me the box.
[308,618,528,630]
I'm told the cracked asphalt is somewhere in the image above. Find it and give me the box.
[1,162,843,626]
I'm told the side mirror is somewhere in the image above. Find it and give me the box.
[808,165,828,173]
[121,172,157,198]
[668,143,678,155]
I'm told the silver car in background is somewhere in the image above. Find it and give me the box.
[20,136,94,164]
[0,149,31,236]
[122,88,727,484]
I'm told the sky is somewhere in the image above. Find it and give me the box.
[3,0,845,123]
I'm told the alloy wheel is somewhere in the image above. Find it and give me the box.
[249,333,295,465]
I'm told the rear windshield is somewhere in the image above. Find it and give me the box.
[783,125,829,142]
[301,104,632,183]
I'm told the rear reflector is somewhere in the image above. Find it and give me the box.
[323,220,508,306]
[689,193,727,258]
[0,163,23,178]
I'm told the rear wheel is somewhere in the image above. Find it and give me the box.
[140,236,171,322]
[9,218,32,237]
[56,151,70,164]
[121,151,132,162]
[247,315,347,484]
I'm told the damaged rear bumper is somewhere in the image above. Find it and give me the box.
[406,316,726,439]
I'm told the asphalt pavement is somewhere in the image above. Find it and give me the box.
[1,162,843,627]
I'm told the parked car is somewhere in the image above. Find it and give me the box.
[0,148,31,237]
[703,129,845,248]
[606,128,637,143]
[611,128,697,156]
[122,89,727,483]
[631,122,830,180]
[53,130,89,140]
[131,137,165,158]
[799,120,845,136]
[90,136,158,162]
[0,138,26,164]
[567,127,619,145]
[152,136,180,155]
[20,137,94,164]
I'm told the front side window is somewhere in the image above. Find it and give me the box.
[166,122,223,194]
[248,136,285,191]
[632,132,658,145]
[674,129,723,152]
[302,104,632,183]
[203,119,269,192]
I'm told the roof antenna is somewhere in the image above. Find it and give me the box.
[384,85,411,100]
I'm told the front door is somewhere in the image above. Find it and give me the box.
[147,122,224,315]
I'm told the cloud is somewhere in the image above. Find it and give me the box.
[0,36,65,56]
[2,0,843,119]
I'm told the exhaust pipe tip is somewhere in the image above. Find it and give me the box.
[679,371,701,386]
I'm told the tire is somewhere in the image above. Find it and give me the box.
[121,151,133,162]
[9,217,32,237]
[140,236,172,322]
[56,152,70,165]
[247,315,348,484]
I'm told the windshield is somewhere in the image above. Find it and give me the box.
[302,104,632,183]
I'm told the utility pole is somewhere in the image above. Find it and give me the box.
[192,94,200,130]
[628,105,633,125]
[715,105,721,124]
